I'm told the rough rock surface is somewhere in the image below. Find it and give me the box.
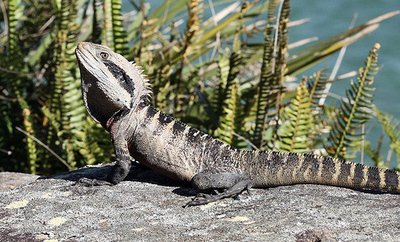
[1,165,399,242]
[0,172,39,192]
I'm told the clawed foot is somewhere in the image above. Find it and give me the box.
[184,188,251,207]
[184,193,222,207]
[74,177,113,186]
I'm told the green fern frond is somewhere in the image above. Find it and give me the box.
[212,3,249,145]
[214,49,242,145]
[46,0,78,166]
[305,70,331,147]
[103,0,129,56]
[5,0,38,173]
[272,0,290,100]
[214,78,240,145]
[307,69,330,110]
[277,78,313,152]
[127,1,147,43]
[213,52,230,119]
[46,0,104,168]
[6,0,22,60]
[111,0,129,56]
[74,118,111,165]
[327,43,380,160]
[251,0,290,149]
[252,0,276,148]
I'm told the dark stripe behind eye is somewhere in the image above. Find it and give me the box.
[103,61,135,94]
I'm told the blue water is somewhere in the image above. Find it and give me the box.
[290,1,400,165]
[290,0,400,118]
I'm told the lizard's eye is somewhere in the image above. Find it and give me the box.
[99,51,110,60]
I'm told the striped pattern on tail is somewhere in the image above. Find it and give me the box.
[249,151,400,193]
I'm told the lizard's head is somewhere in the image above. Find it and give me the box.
[75,42,151,128]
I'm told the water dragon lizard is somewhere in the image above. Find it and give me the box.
[75,42,400,206]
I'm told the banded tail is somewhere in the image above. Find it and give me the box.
[248,151,400,193]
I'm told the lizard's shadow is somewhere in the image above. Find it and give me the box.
[39,163,191,190]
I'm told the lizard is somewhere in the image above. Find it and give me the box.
[75,42,400,206]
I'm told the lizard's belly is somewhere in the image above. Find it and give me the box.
[128,134,199,182]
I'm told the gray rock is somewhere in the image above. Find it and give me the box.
[0,172,39,192]
[0,165,399,242]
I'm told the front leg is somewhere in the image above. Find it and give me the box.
[78,121,133,186]
[107,126,132,184]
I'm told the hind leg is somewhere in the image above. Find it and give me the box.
[185,169,252,207]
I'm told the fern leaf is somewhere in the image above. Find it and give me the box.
[277,78,313,152]
[214,49,242,145]
[50,0,80,166]
[327,43,380,160]
[271,0,290,107]
[307,69,331,111]
[213,52,230,120]
[5,0,38,173]
[212,3,248,145]
[111,0,129,56]
[214,78,240,145]
[252,0,290,149]
[45,0,109,167]
[252,0,276,148]
[103,0,129,56]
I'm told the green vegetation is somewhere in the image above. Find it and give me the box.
[0,0,399,174]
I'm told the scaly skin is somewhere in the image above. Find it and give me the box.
[75,42,400,206]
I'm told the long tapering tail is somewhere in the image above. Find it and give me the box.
[247,151,400,193]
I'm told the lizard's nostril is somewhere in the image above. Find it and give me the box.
[78,42,90,50]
